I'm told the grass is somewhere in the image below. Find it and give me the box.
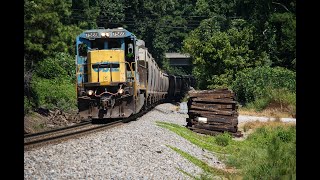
[156,122,225,153]
[238,108,293,118]
[181,94,190,102]
[167,145,238,180]
[240,120,294,133]
[156,121,296,180]
[33,123,46,132]
[176,168,196,179]
[239,88,296,118]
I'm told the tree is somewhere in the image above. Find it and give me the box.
[97,0,125,28]
[24,0,81,70]
[234,0,296,70]
[183,19,268,89]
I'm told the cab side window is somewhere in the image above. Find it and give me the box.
[78,43,88,56]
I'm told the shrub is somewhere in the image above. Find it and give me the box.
[24,70,39,114]
[31,76,77,112]
[228,125,296,179]
[35,52,75,81]
[232,66,296,104]
[244,87,296,114]
[215,132,232,146]
[245,128,296,179]
[24,96,33,115]
[245,97,271,111]
[268,88,296,110]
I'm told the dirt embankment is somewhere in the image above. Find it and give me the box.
[24,108,82,134]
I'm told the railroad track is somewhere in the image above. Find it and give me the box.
[24,102,161,151]
[24,119,124,151]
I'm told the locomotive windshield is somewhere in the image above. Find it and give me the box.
[108,39,121,49]
[88,38,122,50]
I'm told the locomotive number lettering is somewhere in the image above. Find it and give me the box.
[85,32,99,38]
[112,31,125,37]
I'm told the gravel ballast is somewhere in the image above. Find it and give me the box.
[24,103,296,179]
[24,103,224,179]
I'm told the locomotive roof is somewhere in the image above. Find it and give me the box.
[77,27,136,39]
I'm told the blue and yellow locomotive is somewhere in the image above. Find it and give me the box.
[76,27,170,119]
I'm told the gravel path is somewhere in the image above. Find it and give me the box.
[238,115,296,124]
[24,103,224,179]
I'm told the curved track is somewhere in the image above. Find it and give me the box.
[24,119,123,151]
[24,102,162,151]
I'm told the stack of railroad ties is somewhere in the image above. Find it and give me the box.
[186,88,243,137]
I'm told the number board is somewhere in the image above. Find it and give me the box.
[112,31,126,37]
[85,32,99,38]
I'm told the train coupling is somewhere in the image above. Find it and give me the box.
[101,96,115,110]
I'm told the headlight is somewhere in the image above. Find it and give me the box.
[101,32,105,37]
[105,32,110,37]
[87,90,94,96]
[118,89,124,94]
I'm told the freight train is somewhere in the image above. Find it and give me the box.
[75,27,195,119]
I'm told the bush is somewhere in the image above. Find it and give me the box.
[24,70,39,113]
[215,132,232,147]
[268,88,296,111]
[245,126,296,179]
[31,76,77,112]
[24,96,33,115]
[232,66,296,104]
[244,87,296,115]
[245,97,271,111]
[35,52,75,81]
[29,52,77,112]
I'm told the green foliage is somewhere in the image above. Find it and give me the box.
[215,132,232,147]
[269,88,296,107]
[24,96,34,115]
[245,87,296,115]
[181,94,189,102]
[195,0,237,18]
[156,121,221,152]
[71,0,99,29]
[240,126,296,179]
[35,52,76,81]
[167,145,233,179]
[31,76,77,112]
[157,121,296,180]
[24,0,82,69]
[235,0,296,70]
[183,19,269,89]
[267,12,296,70]
[183,0,296,89]
[24,70,39,109]
[245,97,271,111]
[232,66,296,104]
